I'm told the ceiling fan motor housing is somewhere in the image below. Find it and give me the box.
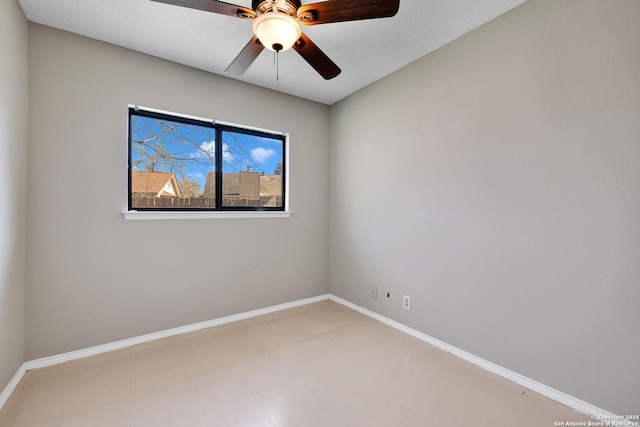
[253,0,301,16]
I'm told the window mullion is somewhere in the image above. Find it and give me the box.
[215,126,223,210]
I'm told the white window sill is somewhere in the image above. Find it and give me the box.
[123,210,292,221]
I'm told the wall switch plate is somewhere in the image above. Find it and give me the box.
[402,295,411,311]
[370,286,378,299]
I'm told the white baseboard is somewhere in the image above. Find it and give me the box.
[25,294,330,371]
[2,292,616,421]
[328,294,616,421]
[0,363,26,410]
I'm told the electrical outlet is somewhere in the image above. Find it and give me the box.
[402,295,411,311]
[370,286,378,299]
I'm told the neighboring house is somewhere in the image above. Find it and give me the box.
[131,171,182,198]
[203,168,282,207]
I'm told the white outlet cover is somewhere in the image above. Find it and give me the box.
[403,295,411,311]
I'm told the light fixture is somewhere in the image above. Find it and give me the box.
[252,9,301,52]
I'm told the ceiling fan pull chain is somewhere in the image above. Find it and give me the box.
[276,50,280,81]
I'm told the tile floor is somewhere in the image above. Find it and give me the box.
[0,301,594,426]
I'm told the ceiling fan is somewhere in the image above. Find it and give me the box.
[150,0,401,80]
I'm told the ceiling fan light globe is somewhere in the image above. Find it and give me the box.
[252,12,301,52]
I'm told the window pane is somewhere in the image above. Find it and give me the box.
[130,114,216,209]
[220,130,284,208]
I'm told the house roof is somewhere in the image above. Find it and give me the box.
[204,172,282,197]
[131,171,182,198]
[258,175,282,197]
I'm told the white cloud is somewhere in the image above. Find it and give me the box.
[199,140,215,158]
[197,141,234,162]
[251,147,276,164]
[222,143,234,162]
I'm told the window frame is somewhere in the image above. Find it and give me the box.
[125,106,290,219]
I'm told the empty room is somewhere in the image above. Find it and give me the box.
[1,0,638,425]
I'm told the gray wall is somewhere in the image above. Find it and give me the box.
[330,0,639,415]
[0,0,28,394]
[26,24,330,360]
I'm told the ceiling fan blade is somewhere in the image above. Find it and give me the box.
[293,33,341,80]
[150,0,255,18]
[297,0,399,25]
[225,36,265,75]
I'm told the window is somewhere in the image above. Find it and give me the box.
[128,107,286,213]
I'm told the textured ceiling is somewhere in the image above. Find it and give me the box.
[17,0,526,105]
